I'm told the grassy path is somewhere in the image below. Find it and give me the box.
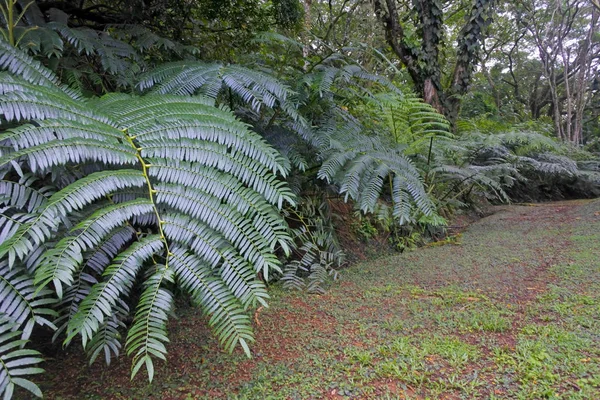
[42,200,600,399]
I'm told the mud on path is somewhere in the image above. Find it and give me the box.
[40,200,600,399]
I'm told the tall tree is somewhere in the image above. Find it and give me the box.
[372,0,496,125]
[505,0,599,143]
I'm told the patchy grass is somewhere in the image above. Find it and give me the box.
[40,200,600,399]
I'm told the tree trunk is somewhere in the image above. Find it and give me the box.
[373,0,496,126]
[302,0,312,70]
[573,7,598,144]
[480,60,501,110]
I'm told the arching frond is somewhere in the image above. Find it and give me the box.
[0,174,53,213]
[35,199,154,297]
[161,213,269,308]
[136,61,295,116]
[47,22,140,83]
[66,235,164,348]
[170,246,253,357]
[53,226,135,342]
[86,303,127,366]
[0,82,112,124]
[0,44,294,394]
[317,120,435,223]
[0,261,56,339]
[0,39,58,87]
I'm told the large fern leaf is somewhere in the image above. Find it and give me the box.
[0,43,294,390]
[136,61,296,117]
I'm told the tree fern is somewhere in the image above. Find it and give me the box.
[366,92,452,146]
[445,128,600,202]
[0,43,294,396]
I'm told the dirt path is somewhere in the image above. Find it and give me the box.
[40,200,600,399]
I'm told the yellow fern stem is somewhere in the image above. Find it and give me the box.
[122,128,171,265]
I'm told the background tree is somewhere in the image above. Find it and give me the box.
[465,0,600,144]
[371,0,496,125]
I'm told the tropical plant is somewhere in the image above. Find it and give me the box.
[317,113,436,225]
[135,57,443,255]
[281,194,344,294]
[0,317,45,399]
[453,129,600,201]
[0,41,295,397]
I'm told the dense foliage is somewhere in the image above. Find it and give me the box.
[0,0,599,398]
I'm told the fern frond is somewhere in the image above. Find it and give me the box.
[155,184,280,279]
[431,164,511,202]
[161,214,268,308]
[0,88,111,124]
[137,62,222,95]
[221,65,290,110]
[126,264,173,382]
[0,174,53,212]
[53,227,135,341]
[66,235,164,348]
[143,141,291,207]
[528,153,578,175]
[14,26,63,58]
[0,39,58,87]
[0,176,149,273]
[35,198,154,297]
[136,62,294,115]
[497,131,560,154]
[281,197,343,293]
[319,140,433,218]
[170,246,253,357]
[0,138,138,172]
[47,23,139,83]
[0,261,56,340]
[96,95,287,177]
[0,318,44,399]
[96,95,217,127]
[86,304,127,366]
[2,119,126,150]
[149,160,289,243]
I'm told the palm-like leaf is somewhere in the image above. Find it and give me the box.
[0,43,294,391]
[136,61,297,117]
[0,261,56,340]
[317,111,435,224]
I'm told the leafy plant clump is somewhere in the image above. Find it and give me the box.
[0,42,294,397]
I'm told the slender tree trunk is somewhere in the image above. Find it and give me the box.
[302,0,312,70]
[481,60,501,110]
[560,43,572,141]
[573,7,598,144]
[550,68,564,140]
